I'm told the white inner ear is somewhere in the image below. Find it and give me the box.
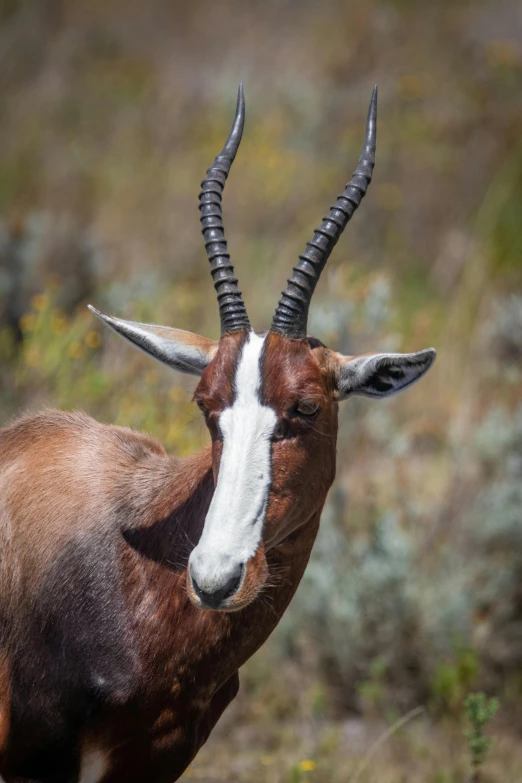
[338,348,436,399]
[88,306,216,376]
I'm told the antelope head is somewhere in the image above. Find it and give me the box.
[90,85,436,612]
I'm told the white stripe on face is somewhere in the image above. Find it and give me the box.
[189,332,277,595]
[79,749,108,783]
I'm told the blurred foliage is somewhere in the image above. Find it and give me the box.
[431,648,479,716]
[0,287,204,456]
[464,693,499,782]
[0,0,521,779]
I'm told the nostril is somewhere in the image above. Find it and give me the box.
[190,562,244,609]
[222,563,243,599]
[189,568,204,599]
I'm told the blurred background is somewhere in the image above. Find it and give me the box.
[0,0,521,780]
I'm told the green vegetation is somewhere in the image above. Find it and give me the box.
[464,693,499,782]
[0,0,521,779]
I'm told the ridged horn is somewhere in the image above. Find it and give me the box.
[199,83,250,335]
[271,86,377,339]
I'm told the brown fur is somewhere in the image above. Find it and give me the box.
[189,332,338,611]
[0,655,10,764]
[261,333,338,546]
[0,330,342,782]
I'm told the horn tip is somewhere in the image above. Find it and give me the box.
[366,85,377,142]
[229,81,245,143]
[370,85,378,112]
[237,81,245,113]
[88,304,111,324]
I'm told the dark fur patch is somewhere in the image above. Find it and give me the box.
[122,467,214,570]
[0,351,335,782]
[5,532,140,780]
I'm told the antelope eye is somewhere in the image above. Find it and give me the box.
[196,400,209,415]
[296,401,320,417]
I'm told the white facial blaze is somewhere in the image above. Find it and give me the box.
[190,332,276,593]
[79,749,108,783]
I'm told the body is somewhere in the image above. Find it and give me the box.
[0,86,436,781]
[0,410,324,782]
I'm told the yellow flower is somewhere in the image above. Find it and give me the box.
[85,330,102,349]
[20,313,37,332]
[24,347,40,368]
[31,294,49,312]
[68,341,85,360]
[298,760,316,772]
[52,316,67,336]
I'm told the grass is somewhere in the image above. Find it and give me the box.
[0,1,521,779]
[184,695,522,782]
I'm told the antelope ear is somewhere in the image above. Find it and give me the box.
[335,348,436,400]
[88,306,218,376]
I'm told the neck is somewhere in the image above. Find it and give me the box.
[85,443,325,777]
[121,446,215,570]
[123,444,323,683]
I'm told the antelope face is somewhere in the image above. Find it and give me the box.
[185,330,434,612]
[188,331,336,612]
[90,83,437,612]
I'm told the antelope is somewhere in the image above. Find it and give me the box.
[0,84,435,783]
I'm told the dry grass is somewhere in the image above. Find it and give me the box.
[0,1,521,779]
[186,696,522,782]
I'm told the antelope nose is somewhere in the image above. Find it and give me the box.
[190,562,243,610]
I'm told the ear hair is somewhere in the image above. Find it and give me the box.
[88,306,218,376]
[336,348,436,400]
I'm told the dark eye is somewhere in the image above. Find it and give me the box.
[272,419,290,441]
[196,400,209,416]
[295,401,320,418]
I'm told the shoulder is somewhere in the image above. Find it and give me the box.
[0,409,100,448]
[0,409,167,461]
